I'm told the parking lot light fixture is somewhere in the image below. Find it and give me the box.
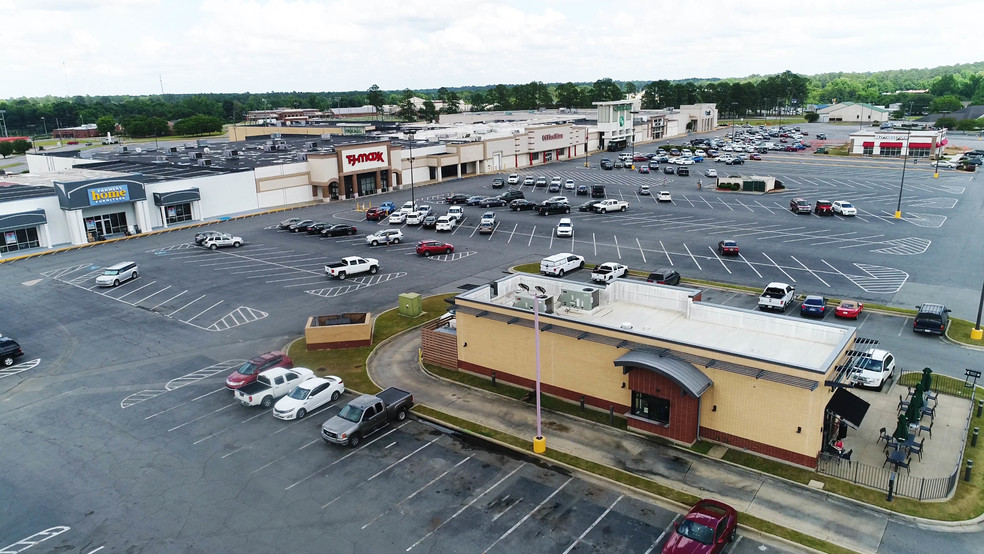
[518,282,547,454]
[895,126,911,219]
[974,276,984,341]
[407,130,416,209]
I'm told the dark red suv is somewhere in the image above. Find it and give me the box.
[814,200,834,216]
[225,351,293,389]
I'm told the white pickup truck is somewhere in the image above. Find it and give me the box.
[591,262,628,283]
[593,199,629,213]
[758,282,796,312]
[235,366,314,408]
[324,256,379,279]
[201,233,244,249]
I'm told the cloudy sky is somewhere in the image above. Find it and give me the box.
[2,0,977,99]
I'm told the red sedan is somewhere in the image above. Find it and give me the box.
[749,153,762,160]
[662,499,738,554]
[835,300,864,319]
[717,240,739,256]
[415,240,454,257]
[224,351,293,390]
[365,207,390,221]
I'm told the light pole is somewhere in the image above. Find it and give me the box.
[41,117,47,136]
[895,125,911,219]
[518,282,547,454]
[406,130,416,208]
[0,109,7,137]
[933,110,949,179]
[973,276,984,341]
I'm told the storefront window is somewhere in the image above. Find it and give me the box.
[165,203,193,224]
[544,152,553,162]
[909,148,930,158]
[631,391,670,425]
[880,147,901,157]
[862,146,874,156]
[531,152,540,161]
[84,212,129,239]
[357,173,376,196]
[0,227,40,253]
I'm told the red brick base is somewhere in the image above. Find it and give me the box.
[701,426,819,468]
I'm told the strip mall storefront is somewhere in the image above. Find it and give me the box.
[310,141,399,200]
[53,178,152,243]
[0,210,47,254]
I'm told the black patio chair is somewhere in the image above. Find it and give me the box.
[839,449,853,462]
[921,405,936,422]
[897,395,910,413]
[876,427,889,444]
[910,438,925,461]
[919,420,933,438]
[884,437,900,453]
[896,456,911,475]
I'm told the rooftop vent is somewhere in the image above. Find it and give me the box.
[197,159,212,167]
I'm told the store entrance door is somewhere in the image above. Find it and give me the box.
[85,213,128,241]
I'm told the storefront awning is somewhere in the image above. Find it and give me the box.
[862,141,874,147]
[614,350,712,397]
[153,188,201,207]
[826,388,870,429]
[879,142,903,148]
[909,143,931,148]
[0,209,47,233]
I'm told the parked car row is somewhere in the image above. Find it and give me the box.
[277,217,358,237]
[790,198,857,216]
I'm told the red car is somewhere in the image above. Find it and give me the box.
[415,240,454,256]
[67,140,79,145]
[835,300,864,319]
[633,153,649,162]
[365,207,390,221]
[749,153,762,160]
[717,240,739,256]
[224,351,293,389]
[662,499,737,554]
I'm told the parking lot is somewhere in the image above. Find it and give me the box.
[1,122,978,552]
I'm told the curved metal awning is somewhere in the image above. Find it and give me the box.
[0,209,47,233]
[153,188,200,207]
[615,350,712,397]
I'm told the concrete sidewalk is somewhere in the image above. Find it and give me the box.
[367,328,963,554]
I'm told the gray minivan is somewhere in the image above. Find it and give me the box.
[913,303,950,335]
[95,261,139,287]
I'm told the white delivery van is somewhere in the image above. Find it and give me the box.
[540,253,585,276]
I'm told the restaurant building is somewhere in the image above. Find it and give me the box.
[423,274,873,468]
[848,128,945,158]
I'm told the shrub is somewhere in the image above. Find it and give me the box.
[804,112,819,123]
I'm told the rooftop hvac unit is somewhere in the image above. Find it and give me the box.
[558,287,599,310]
[295,153,307,161]
[190,152,203,159]
[270,133,282,139]
[153,156,167,163]
[196,139,209,147]
[169,146,179,153]
[119,146,131,153]
[197,159,212,167]
[320,133,334,141]
[303,141,318,149]
[512,293,555,314]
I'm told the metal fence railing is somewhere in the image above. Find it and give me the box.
[818,376,976,501]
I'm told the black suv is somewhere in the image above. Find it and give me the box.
[537,201,571,216]
[499,189,525,202]
[1,337,25,366]
[646,268,681,286]
[913,303,950,335]
[600,159,614,170]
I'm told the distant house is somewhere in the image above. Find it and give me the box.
[816,102,889,125]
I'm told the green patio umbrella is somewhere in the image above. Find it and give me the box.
[894,414,910,441]
[921,367,933,394]
[906,383,925,424]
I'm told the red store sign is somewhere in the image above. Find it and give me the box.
[345,151,385,166]
[541,133,564,141]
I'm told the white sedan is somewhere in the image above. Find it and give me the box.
[832,201,857,216]
[656,191,672,202]
[273,376,345,420]
[564,179,576,190]
[704,168,718,177]
[936,159,957,169]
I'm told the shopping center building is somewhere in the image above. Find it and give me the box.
[848,128,946,158]
[422,274,873,468]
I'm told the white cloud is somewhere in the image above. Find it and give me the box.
[0,0,977,98]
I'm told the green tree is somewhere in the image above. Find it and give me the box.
[935,116,958,129]
[469,91,487,111]
[929,74,958,96]
[173,115,223,135]
[589,78,624,103]
[0,141,13,158]
[929,95,963,113]
[623,82,637,94]
[367,84,385,119]
[437,87,461,114]
[96,115,116,135]
[489,84,511,110]
[12,139,31,154]
[555,82,582,109]
[419,100,438,122]
[804,112,819,123]
[396,89,417,122]
[956,118,984,131]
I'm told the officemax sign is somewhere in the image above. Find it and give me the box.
[88,185,131,206]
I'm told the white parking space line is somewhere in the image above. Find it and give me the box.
[362,456,473,531]
[193,410,270,445]
[734,199,756,212]
[761,252,796,282]
[132,285,174,305]
[737,253,763,279]
[507,223,518,243]
[114,280,160,299]
[716,197,735,211]
[283,425,405,490]
[591,233,597,257]
[527,226,535,246]
[168,402,237,432]
[658,240,672,266]
[682,243,701,270]
[561,494,623,554]
[183,300,223,324]
[613,235,621,259]
[0,358,40,380]
[709,248,731,274]
[644,515,679,554]
[635,238,647,264]
[151,290,188,311]
[0,526,72,554]
[406,463,526,551]
[790,255,830,287]
[484,477,573,552]
[167,294,206,316]
[367,435,442,481]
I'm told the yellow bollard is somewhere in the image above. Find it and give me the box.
[533,435,546,454]
[972,328,983,341]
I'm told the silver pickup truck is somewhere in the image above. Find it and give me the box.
[321,387,413,447]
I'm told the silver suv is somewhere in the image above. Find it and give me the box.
[365,229,403,246]
[95,261,138,287]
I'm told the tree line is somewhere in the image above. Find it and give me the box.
[3,61,983,138]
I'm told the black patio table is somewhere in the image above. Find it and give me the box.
[898,434,918,452]
[887,449,909,471]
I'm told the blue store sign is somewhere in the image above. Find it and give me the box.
[88,184,131,206]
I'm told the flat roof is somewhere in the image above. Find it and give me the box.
[458,273,854,375]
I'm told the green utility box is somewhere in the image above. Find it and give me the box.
[399,292,422,317]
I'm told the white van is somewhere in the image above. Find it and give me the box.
[446,206,464,222]
[95,261,139,287]
[540,253,585,276]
